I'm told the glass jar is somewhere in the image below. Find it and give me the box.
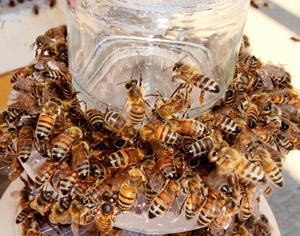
[67,0,250,117]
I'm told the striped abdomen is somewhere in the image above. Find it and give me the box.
[36,114,55,140]
[59,172,77,195]
[197,192,220,226]
[118,183,136,211]
[51,134,74,162]
[186,136,214,158]
[16,207,32,224]
[86,108,104,130]
[190,74,220,93]
[129,101,146,125]
[149,191,174,219]
[260,157,283,187]
[246,103,259,128]
[106,149,145,168]
[34,162,56,188]
[157,155,177,180]
[236,160,266,184]
[153,125,181,144]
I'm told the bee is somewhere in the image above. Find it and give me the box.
[185,131,223,158]
[8,157,24,181]
[85,107,104,130]
[10,70,28,83]
[41,69,65,81]
[125,69,147,125]
[255,214,273,236]
[181,175,207,220]
[95,195,117,234]
[18,176,33,209]
[54,39,68,64]
[215,147,267,185]
[253,126,276,147]
[34,160,58,188]
[209,198,237,234]
[17,125,34,163]
[139,123,181,144]
[59,167,77,195]
[44,25,67,39]
[88,181,110,205]
[141,159,162,202]
[69,198,94,235]
[246,103,259,128]
[71,140,90,179]
[49,197,72,225]
[90,163,111,181]
[3,108,25,124]
[105,148,145,168]
[33,5,39,15]
[104,111,138,142]
[60,78,77,101]
[36,99,61,140]
[51,126,83,162]
[166,118,209,138]
[153,85,192,121]
[151,141,178,180]
[118,168,145,211]
[197,190,222,226]
[238,188,258,222]
[253,147,283,187]
[16,206,33,224]
[243,55,261,76]
[231,224,254,236]
[172,61,220,96]
[30,190,54,216]
[148,180,181,219]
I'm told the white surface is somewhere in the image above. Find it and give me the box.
[0,178,281,236]
[0,0,66,74]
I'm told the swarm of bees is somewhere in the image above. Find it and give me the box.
[0,25,298,236]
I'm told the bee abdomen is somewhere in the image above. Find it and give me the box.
[192,74,220,93]
[118,184,136,211]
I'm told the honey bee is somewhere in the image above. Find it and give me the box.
[255,214,273,236]
[10,70,28,83]
[44,25,67,39]
[59,167,77,195]
[172,61,220,98]
[69,198,94,236]
[118,168,145,211]
[8,157,24,181]
[95,195,117,234]
[88,181,110,205]
[17,125,34,163]
[33,5,39,15]
[49,197,72,225]
[70,179,91,204]
[246,103,259,129]
[41,69,65,81]
[3,107,25,124]
[34,160,58,188]
[238,188,258,222]
[243,55,261,76]
[185,131,223,158]
[103,111,138,142]
[17,176,33,209]
[230,224,253,236]
[30,190,54,216]
[151,141,178,180]
[253,126,276,147]
[36,99,61,140]
[16,206,33,224]
[148,180,181,219]
[71,140,90,179]
[139,122,181,144]
[181,174,207,220]
[54,39,68,64]
[253,147,283,187]
[209,198,237,234]
[197,190,222,227]
[105,148,145,168]
[141,159,162,202]
[60,78,77,101]
[215,147,267,185]
[153,85,192,121]
[166,118,209,138]
[125,70,147,125]
[85,107,104,130]
[51,126,83,162]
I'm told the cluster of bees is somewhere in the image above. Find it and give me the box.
[0,25,298,236]
[6,0,56,15]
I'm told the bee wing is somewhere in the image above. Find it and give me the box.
[71,222,80,236]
